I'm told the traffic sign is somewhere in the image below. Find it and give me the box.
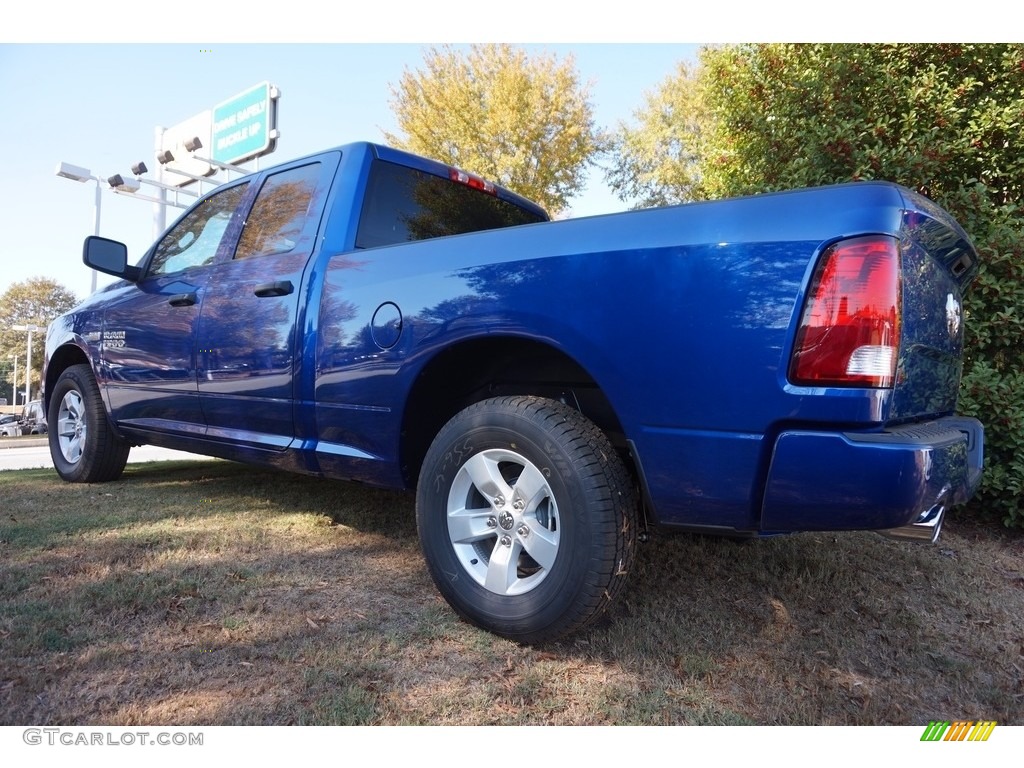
[211,82,279,165]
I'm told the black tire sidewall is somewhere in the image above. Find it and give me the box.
[47,364,125,483]
[417,400,608,641]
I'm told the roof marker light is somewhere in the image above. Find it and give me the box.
[449,167,496,195]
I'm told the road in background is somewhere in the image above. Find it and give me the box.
[0,441,214,472]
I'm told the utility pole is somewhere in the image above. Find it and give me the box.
[12,324,41,403]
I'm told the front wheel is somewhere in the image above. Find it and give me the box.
[416,396,638,644]
[48,364,130,483]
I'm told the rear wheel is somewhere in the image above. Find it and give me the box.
[48,364,130,483]
[416,396,637,643]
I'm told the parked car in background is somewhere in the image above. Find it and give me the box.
[0,413,21,437]
[19,400,47,435]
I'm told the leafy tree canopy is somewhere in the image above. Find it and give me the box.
[696,43,1024,208]
[386,44,606,216]
[605,61,708,208]
[0,277,79,402]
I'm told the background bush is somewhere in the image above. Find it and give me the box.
[692,44,1023,526]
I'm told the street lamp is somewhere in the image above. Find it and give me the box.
[106,174,142,194]
[129,162,199,199]
[12,324,41,405]
[55,161,103,294]
[156,149,220,186]
[108,174,189,210]
[183,136,252,175]
[123,163,198,209]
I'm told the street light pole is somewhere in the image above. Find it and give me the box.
[26,330,32,404]
[8,354,16,408]
[12,324,41,404]
[56,162,103,295]
[91,176,101,294]
[155,125,168,238]
[57,156,189,289]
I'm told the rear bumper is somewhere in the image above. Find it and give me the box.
[760,416,983,536]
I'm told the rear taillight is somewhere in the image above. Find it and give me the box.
[790,235,901,388]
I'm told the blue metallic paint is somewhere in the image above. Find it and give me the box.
[762,418,982,532]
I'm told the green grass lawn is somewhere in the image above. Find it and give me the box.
[1,459,1022,725]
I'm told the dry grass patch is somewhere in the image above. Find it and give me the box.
[1,459,1022,725]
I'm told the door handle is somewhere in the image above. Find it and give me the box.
[167,292,197,307]
[254,280,294,297]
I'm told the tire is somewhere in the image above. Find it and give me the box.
[416,396,638,644]
[48,364,130,483]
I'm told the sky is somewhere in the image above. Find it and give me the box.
[0,42,701,301]
[1,0,1001,303]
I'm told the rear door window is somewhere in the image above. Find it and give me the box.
[233,163,324,260]
[355,160,545,249]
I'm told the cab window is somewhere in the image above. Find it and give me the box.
[148,182,249,276]
[233,163,322,260]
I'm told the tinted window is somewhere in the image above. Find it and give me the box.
[234,163,322,260]
[356,160,545,249]
[148,182,249,276]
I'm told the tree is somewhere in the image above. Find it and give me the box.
[605,61,708,208]
[386,44,606,216]
[689,43,1024,526]
[0,277,79,402]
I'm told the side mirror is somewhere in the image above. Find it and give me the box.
[83,236,140,282]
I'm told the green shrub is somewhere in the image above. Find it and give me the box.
[695,44,1024,526]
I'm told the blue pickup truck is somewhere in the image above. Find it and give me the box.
[44,141,984,642]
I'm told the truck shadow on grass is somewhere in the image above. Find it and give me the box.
[1,460,1021,725]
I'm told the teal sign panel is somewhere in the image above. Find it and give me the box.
[211,82,275,164]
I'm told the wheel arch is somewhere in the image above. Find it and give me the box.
[44,343,91,416]
[398,335,629,488]
[47,361,130,483]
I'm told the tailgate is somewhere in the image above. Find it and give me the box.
[889,188,979,421]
